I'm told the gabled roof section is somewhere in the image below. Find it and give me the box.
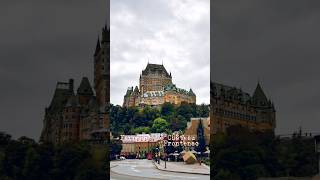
[125,87,133,96]
[77,77,94,96]
[47,79,74,113]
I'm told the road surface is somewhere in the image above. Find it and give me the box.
[110,159,210,180]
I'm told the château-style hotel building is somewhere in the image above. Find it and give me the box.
[123,63,196,107]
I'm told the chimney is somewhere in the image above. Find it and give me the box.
[69,78,74,93]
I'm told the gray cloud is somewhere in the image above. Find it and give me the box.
[0,0,107,139]
[212,0,320,135]
[110,0,210,105]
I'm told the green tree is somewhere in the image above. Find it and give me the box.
[51,142,90,179]
[110,139,122,159]
[195,120,206,152]
[176,103,194,120]
[22,147,40,180]
[4,140,28,179]
[161,103,175,116]
[132,126,150,134]
[0,132,11,147]
[0,151,5,177]
[143,106,160,121]
[196,104,209,117]
[151,118,169,133]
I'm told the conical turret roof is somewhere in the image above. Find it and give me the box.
[133,86,139,94]
[77,77,94,95]
[189,88,196,96]
[252,82,268,106]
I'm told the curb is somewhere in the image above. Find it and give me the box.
[110,164,118,169]
[152,161,210,175]
[201,163,210,169]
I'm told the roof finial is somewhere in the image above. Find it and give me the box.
[162,59,163,65]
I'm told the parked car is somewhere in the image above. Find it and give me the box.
[120,156,126,160]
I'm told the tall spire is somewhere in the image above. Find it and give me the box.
[102,25,110,43]
[94,37,101,56]
[106,0,110,29]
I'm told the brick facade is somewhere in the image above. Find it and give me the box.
[211,82,276,134]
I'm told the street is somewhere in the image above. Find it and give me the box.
[110,159,210,180]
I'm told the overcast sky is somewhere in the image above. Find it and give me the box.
[212,0,320,135]
[2,0,319,139]
[110,0,210,105]
[0,0,107,140]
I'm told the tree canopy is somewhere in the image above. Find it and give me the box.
[0,132,108,180]
[151,117,169,133]
[211,126,318,179]
[110,103,209,137]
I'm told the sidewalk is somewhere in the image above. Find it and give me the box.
[258,175,320,180]
[153,160,210,175]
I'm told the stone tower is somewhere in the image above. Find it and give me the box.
[139,63,172,94]
[94,25,110,109]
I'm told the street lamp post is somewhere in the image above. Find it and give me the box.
[164,146,167,169]
[314,135,320,175]
[165,154,166,169]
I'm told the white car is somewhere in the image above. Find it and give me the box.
[119,156,126,160]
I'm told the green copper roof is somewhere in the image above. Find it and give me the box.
[189,88,196,96]
[164,83,196,96]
